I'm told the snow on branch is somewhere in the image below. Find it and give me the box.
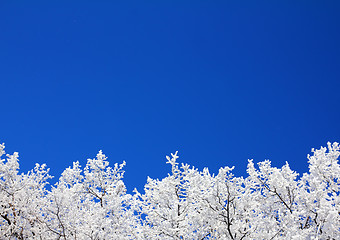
[0,142,339,239]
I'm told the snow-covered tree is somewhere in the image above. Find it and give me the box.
[0,143,51,239]
[43,151,141,239]
[0,142,339,239]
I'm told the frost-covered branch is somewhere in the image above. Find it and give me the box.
[0,142,339,239]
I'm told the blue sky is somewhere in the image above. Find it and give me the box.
[1,1,339,193]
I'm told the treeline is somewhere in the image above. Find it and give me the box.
[0,142,339,239]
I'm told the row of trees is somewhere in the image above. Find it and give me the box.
[0,142,339,239]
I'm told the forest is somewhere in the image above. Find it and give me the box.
[0,142,339,239]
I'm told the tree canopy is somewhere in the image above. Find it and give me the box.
[0,142,339,239]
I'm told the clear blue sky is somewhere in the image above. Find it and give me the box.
[1,1,339,193]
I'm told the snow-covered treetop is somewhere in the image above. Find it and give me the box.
[0,142,339,239]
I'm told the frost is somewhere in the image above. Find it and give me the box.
[0,142,339,239]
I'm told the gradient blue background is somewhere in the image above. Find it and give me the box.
[1,1,339,192]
